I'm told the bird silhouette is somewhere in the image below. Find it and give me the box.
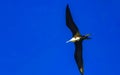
[66,4,90,75]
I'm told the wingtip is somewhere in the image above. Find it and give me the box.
[66,4,69,10]
[80,67,84,75]
[66,4,69,7]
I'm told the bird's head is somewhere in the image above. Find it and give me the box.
[66,36,81,43]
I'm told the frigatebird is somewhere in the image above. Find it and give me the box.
[66,5,90,75]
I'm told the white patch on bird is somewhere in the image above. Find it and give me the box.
[75,37,81,41]
[80,67,83,73]
[66,37,81,43]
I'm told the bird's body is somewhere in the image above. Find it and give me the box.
[66,5,90,75]
[66,36,81,43]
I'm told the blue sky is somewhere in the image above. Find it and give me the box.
[0,0,120,75]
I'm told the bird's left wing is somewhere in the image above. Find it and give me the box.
[74,41,84,75]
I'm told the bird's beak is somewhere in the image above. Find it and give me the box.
[66,40,71,43]
[66,37,75,43]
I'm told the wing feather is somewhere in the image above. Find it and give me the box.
[66,5,79,36]
[74,41,84,75]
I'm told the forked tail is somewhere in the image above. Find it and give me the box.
[84,34,91,39]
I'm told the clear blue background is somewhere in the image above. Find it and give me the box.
[0,0,120,75]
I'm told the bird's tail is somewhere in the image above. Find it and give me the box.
[84,34,91,39]
[85,34,90,37]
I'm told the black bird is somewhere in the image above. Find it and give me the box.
[66,5,90,75]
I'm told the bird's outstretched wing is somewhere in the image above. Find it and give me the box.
[66,5,79,36]
[74,41,84,75]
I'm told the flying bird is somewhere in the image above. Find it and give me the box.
[66,5,90,75]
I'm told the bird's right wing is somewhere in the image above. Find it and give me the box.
[74,41,84,75]
[66,5,79,36]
